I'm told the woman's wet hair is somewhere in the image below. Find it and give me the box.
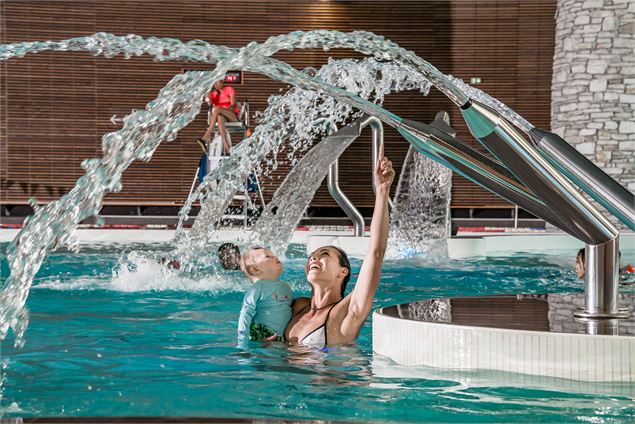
[327,245,351,297]
[576,248,585,264]
[576,248,621,266]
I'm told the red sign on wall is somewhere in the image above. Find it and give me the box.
[224,71,242,85]
[181,69,243,85]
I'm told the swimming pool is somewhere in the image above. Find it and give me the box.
[1,242,634,422]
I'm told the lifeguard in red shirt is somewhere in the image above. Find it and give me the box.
[198,79,239,155]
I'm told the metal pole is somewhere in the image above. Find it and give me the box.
[187,167,200,202]
[576,239,628,318]
[328,160,365,236]
[254,173,266,209]
[578,317,620,335]
[327,115,389,236]
[364,115,394,209]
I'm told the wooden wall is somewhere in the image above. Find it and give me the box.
[0,0,556,209]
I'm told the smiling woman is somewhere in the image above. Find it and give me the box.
[284,147,395,348]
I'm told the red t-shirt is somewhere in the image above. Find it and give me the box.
[210,86,239,114]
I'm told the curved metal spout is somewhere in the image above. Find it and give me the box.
[461,101,618,246]
[529,127,635,231]
[328,158,365,237]
[397,119,574,233]
[362,115,393,209]
[461,100,623,318]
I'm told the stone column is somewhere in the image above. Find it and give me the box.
[552,0,635,197]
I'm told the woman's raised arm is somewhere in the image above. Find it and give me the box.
[341,144,394,336]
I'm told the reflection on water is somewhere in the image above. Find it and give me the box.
[372,355,635,400]
[234,341,373,389]
[286,344,373,388]
[383,293,635,336]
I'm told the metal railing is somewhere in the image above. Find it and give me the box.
[327,115,390,236]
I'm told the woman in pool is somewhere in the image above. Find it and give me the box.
[284,145,394,347]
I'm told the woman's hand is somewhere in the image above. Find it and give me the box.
[374,144,395,194]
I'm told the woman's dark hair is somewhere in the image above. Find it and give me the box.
[577,248,585,264]
[327,245,351,297]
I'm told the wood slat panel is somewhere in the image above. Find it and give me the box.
[0,0,556,209]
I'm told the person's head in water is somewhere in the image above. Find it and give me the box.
[575,248,585,279]
[576,248,632,280]
[218,243,241,270]
[159,257,181,270]
[306,245,351,297]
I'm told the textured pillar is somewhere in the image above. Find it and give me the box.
[552,0,635,195]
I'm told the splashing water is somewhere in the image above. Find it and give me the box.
[109,251,247,293]
[0,31,402,345]
[0,69,223,346]
[245,122,361,255]
[181,58,432,258]
[388,145,452,259]
[0,30,539,348]
[173,63,367,263]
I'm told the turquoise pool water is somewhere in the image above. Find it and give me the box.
[1,242,634,422]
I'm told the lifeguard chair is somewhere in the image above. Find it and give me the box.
[205,100,250,169]
[187,98,265,228]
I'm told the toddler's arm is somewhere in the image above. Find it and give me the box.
[237,285,261,337]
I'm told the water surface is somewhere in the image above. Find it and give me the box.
[1,242,634,422]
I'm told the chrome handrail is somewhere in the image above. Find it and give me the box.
[327,115,390,236]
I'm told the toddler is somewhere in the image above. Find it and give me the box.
[238,247,293,341]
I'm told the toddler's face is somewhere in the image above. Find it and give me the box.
[250,248,283,280]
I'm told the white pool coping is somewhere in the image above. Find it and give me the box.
[1,229,633,258]
[0,228,319,245]
[305,232,635,258]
